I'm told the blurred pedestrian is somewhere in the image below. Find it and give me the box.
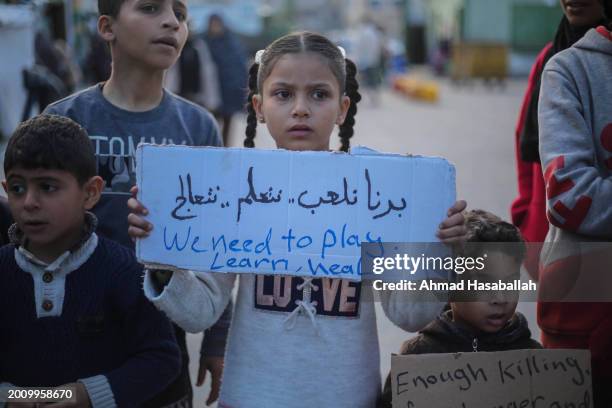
[84,32,112,84]
[354,17,385,106]
[178,33,202,102]
[21,30,77,119]
[166,25,221,112]
[34,30,77,94]
[203,14,248,146]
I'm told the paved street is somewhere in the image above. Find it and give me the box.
[188,77,541,407]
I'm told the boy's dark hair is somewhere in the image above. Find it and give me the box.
[98,0,125,17]
[4,114,96,185]
[463,209,526,262]
[244,31,361,152]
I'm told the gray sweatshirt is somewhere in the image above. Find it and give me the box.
[536,26,612,371]
[538,27,612,252]
[144,268,443,407]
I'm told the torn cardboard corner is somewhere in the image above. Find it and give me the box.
[136,144,455,280]
[391,349,592,408]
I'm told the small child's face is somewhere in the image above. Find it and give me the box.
[102,0,188,70]
[452,252,520,334]
[2,168,101,260]
[252,52,351,152]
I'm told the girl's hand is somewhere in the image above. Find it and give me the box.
[127,186,153,241]
[436,200,468,245]
[196,356,224,406]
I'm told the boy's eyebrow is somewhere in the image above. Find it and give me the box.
[29,176,63,183]
[5,174,24,182]
[6,174,62,183]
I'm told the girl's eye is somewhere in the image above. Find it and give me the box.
[312,90,329,100]
[174,10,186,21]
[274,90,291,100]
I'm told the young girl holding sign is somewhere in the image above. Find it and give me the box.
[128,31,467,407]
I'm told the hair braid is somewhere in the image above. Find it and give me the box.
[338,58,361,152]
[244,62,260,148]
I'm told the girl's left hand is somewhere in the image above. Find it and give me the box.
[436,200,467,245]
[196,356,224,406]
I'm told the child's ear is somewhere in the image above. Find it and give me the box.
[252,94,265,123]
[1,180,7,195]
[83,176,105,210]
[336,95,351,126]
[98,15,115,43]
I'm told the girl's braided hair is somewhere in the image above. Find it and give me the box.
[244,31,361,152]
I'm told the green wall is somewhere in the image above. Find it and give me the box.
[460,0,562,51]
[511,3,563,51]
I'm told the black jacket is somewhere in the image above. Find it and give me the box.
[378,310,541,407]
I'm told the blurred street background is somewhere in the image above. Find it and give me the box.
[0,0,564,406]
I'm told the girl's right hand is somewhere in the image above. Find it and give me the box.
[127,186,153,241]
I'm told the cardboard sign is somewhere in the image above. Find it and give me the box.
[136,144,455,280]
[391,349,592,408]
